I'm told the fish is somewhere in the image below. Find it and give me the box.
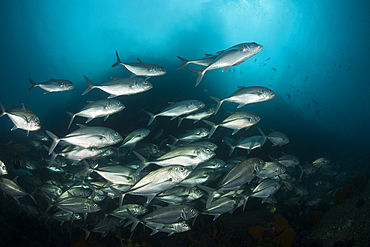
[210,86,275,115]
[27,78,74,93]
[145,99,205,126]
[201,196,245,220]
[82,75,153,98]
[203,111,261,138]
[200,157,265,208]
[176,55,218,70]
[119,128,150,149]
[111,51,166,77]
[273,154,300,167]
[266,130,289,147]
[256,162,286,179]
[312,157,331,169]
[247,179,281,203]
[177,105,216,127]
[46,124,123,154]
[170,128,209,145]
[112,164,192,208]
[67,99,125,129]
[155,186,204,205]
[223,127,266,156]
[0,177,37,205]
[133,145,215,170]
[0,160,8,175]
[0,102,41,136]
[189,42,263,86]
[55,197,101,221]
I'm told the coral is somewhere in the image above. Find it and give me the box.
[274,214,289,234]
[306,211,324,226]
[279,227,296,247]
[249,226,265,239]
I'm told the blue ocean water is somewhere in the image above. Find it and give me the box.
[0,0,369,246]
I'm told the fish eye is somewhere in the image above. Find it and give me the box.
[114,132,118,136]
[180,167,184,171]
[84,205,88,210]
[143,81,148,84]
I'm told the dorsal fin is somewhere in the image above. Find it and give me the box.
[136,57,143,63]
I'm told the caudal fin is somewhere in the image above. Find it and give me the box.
[0,102,6,118]
[202,120,218,138]
[222,139,235,157]
[145,111,156,126]
[82,75,96,95]
[188,69,206,87]
[111,51,122,67]
[27,78,37,93]
[209,96,224,115]
[66,111,76,129]
[176,56,189,70]
[45,130,60,155]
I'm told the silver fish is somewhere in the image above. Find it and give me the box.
[0,177,36,204]
[0,103,41,136]
[111,51,166,77]
[256,161,286,179]
[27,78,74,93]
[177,104,216,127]
[210,86,275,115]
[146,99,205,126]
[82,75,153,98]
[189,42,263,86]
[223,127,266,156]
[248,179,281,203]
[170,128,209,145]
[201,196,244,220]
[119,128,150,149]
[312,157,331,168]
[156,186,203,205]
[46,125,122,154]
[274,154,300,167]
[114,165,191,208]
[67,99,125,129]
[56,197,101,221]
[203,111,260,138]
[267,130,289,147]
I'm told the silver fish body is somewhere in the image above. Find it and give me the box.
[82,75,153,98]
[27,78,74,93]
[210,86,275,114]
[67,99,125,129]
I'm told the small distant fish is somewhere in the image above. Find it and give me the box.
[254,59,257,63]
[265,57,270,61]
[339,63,341,68]
[263,63,266,66]
[287,65,290,69]
[294,52,297,55]
[287,93,290,99]
[269,78,273,80]
[346,66,351,71]
[334,61,336,67]
[312,100,318,104]
[331,80,336,84]
[240,71,243,74]
[271,68,276,71]
[290,85,295,89]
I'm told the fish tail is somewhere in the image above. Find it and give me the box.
[209,96,223,115]
[27,78,37,93]
[48,151,58,167]
[45,130,60,155]
[188,68,205,87]
[202,120,218,138]
[81,227,91,241]
[145,111,156,126]
[169,135,178,146]
[110,186,126,210]
[176,56,189,70]
[82,75,96,95]
[0,102,6,118]
[222,139,235,157]
[198,185,215,208]
[257,127,267,145]
[66,111,76,129]
[177,117,184,127]
[299,165,304,179]
[111,51,122,67]
[132,151,148,174]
